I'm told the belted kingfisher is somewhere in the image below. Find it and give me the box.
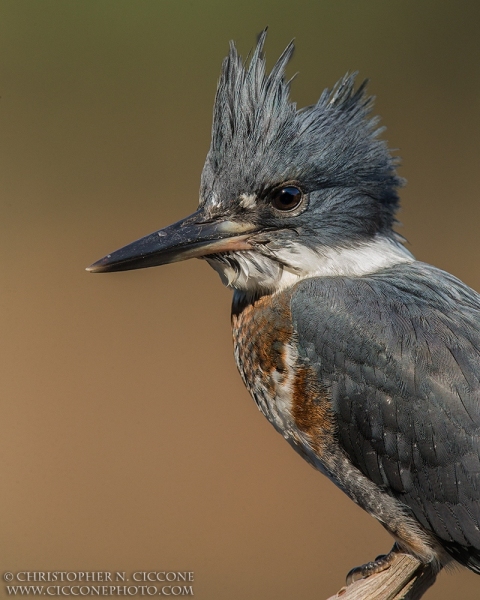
[88,31,480,581]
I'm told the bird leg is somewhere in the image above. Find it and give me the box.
[346,543,402,585]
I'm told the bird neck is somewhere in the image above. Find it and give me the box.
[213,233,415,304]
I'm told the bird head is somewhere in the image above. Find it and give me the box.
[88,30,412,295]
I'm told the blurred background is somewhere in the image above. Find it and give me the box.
[1,1,480,598]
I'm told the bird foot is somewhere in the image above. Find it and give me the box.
[346,544,401,585]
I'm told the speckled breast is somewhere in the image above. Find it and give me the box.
[231,290,335,462]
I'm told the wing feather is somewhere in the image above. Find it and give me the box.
[291,262,480,555]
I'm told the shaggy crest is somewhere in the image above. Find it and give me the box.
[200,29,402,231]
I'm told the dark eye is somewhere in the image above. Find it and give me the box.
[271,186,303,212]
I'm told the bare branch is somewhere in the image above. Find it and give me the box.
[326,554,438,600]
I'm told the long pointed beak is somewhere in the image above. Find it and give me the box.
[87,210,256,273]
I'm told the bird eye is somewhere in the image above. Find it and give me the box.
[271,186,303,212]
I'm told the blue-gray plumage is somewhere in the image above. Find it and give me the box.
[291,264,480,572]
[88,30,480,579]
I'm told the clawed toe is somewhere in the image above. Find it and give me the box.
[346,545,400,585]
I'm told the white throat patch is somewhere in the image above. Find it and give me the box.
[206,235,415,294]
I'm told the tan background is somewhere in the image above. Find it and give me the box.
[2,1,480,598]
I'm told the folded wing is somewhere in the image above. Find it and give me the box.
[291,262,480,570]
